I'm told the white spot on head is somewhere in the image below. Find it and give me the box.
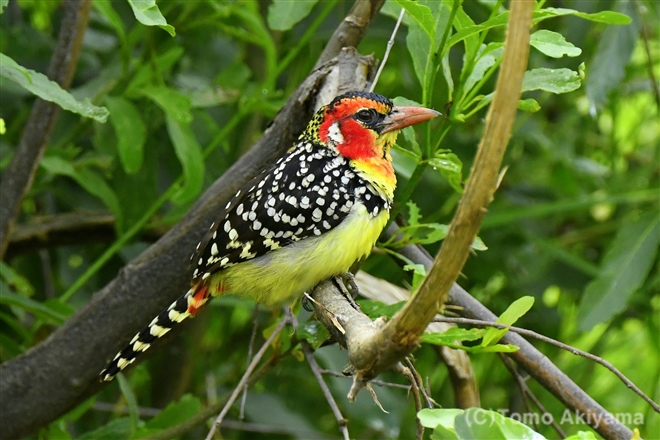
[328,121,344,144]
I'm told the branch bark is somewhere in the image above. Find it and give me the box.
[0,0,92,260]
[320,0,535,391]
[311,1,633,437]
[0,0,385,436]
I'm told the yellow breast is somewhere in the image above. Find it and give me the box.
[212,202,389,305]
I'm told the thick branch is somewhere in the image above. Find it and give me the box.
[313,0,386,70]
[385,0,534,358]
[0,2,382,433]
[0,0,92,260]
[354,271,480,408]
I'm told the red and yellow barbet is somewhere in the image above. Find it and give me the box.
[101,91,439,381]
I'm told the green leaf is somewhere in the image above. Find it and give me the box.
[395,0,435,40]
[76,418,132,440]
[404,263,427,291]
[116,375,139,436]
[530,30,582,58]
[565,431,598,440]
[297,320,330,350]
[140,87,192,124]
[418,407,463,429]
[421,327,486,346]
[127,0,175,36]
[577,210,660,331]
[401,126,421,157]
[407,200,422,225]
[105,97,146,174]
[452,5,480,70]
[518,98,540,113]
[432,423,460,440]
[585,1,639,111]
[40,156,123,230]
[522,68,581,94]
[134,394,201,437]
[0,54,109,122]
[454,408,547,440]
[462,45,503,101]
[536,7,632,25]
[471,236,488,251]
[359,300,406,320]
[497,296,535,326]
[406,15,433,90]
[166,116,205,205]
[482,296,534,346]
[93,0,126,40]
[0,288,67,325]
[0,262,34,297]
[267,0,319,31]
[1,0,8,14]
[445,12,508,55]
[429,151,463,193]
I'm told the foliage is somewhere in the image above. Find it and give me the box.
[1,0,658,439]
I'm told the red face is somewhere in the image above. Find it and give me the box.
[318,95,439,161]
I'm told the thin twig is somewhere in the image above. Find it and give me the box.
[499,353,540,433]
[433,316,660,414]
[239,305,260,421]
[370,7,405,92]
[404,358,434,409]
[635,0,660,111]
[394,362,423,440]
[318,369,411,390]
[143,358,282,440]
[0,0,93,259]
[499,354,567,438]
[301,341,350,440]
[205,317,289,440]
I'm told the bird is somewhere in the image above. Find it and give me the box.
[100,91,439,381]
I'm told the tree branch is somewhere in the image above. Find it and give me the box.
[313,0,535,392]
[5,212,168,259]
[0,0,92,260]
[309,1,636,437]
[313,0,386,71]
[0,1,384,436]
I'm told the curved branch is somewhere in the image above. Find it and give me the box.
[0,0,384,435]
[0,0,92,260]
[328,0,534,390]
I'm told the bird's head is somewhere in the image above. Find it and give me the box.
[310,91,439,160]
[304,91,439,195]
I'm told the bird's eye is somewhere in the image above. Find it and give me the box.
[355,109,378,124]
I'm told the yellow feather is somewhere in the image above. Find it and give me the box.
[209,202,389,305]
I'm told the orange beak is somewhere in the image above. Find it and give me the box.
[380,106,441,134]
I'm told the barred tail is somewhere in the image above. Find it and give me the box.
[100,284,211,382]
